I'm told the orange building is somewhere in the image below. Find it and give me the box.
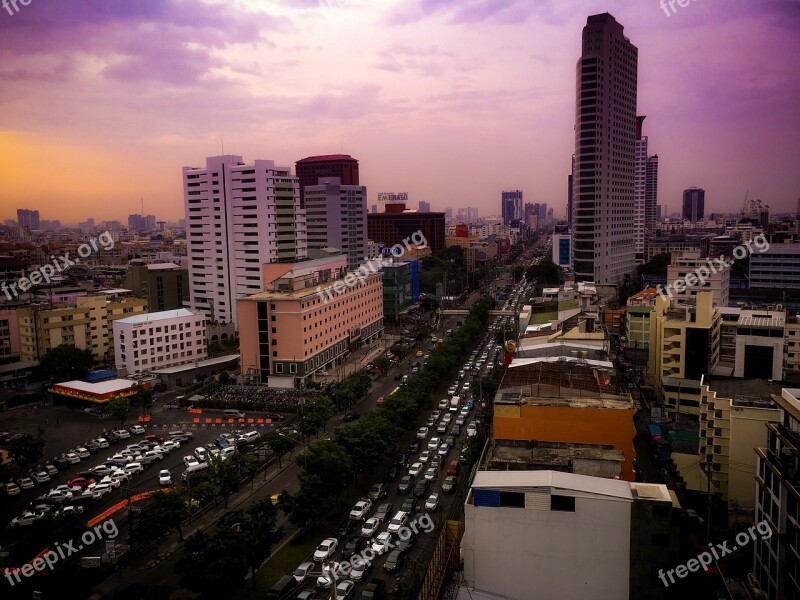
[493,360,637,480]
[238,251,384,387]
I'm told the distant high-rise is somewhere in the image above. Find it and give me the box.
[501,190,522,226]
[295,154,359,207]
[305,177,367,271]
[682,187,705,222]
[468,207,479,222]
[634,118,658,262]
[183,155,307,327]
[419,201,431,212]
[444,207,453,220]
[567,155,575,229]
[573,13,638,284]
[16,208,40,230]
[371,204,378,214]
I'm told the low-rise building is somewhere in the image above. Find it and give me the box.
[125,261,189,311]
[113,308,207,377]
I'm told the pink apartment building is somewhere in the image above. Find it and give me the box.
[238,251,384,387]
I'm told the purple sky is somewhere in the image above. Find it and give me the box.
[1,0,799,223]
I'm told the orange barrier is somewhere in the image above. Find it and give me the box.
[204,418,212,424]
[87,490,157,527]
[137,415,152,423]
[193,418,200,424]
[188,408,203,414]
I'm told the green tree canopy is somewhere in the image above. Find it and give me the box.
[35,344,94,381]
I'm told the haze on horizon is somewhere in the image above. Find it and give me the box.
[1,0,798,223]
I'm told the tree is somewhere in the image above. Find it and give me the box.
[218,371,231,385]
[35,344,94,381]
[239,499,284,588]
[133,382,154,410]
[9,429,45,473]
[300,395,334,439]
[176,529,248,598]
[300,440,354,501]
[264,430,298,468]
[525,257,563,286]
[390,343,408,359]
[151,489,189,541]
[108,395,131,426]
[206,454,241,509]
[372,355,391,374]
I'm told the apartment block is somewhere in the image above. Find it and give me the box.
[0,308,20,356]
[750,243,800,289]
[238,251,384,387]
[648,292,720,423]
[113,309,207,377]
[183,155,307,328]
[753,387,800,600]
[666,251,730,308]
[125,262,188,311]
[786,313,800,380]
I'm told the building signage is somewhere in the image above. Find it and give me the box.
[377,192,408,203]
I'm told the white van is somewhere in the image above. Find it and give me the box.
[449,396,461,412]
[182,462,209,480]
[224,409,246,419]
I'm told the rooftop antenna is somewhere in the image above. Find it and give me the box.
[221,137,224,155]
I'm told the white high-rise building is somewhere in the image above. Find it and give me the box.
[634,116,648,263]
[304,177,368,271]
[573,13,638,285]
[183,155,307,328]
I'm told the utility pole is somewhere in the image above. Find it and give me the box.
[704,453,714,543]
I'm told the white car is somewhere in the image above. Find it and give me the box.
[418,450,431,464]
[313,537,338,561]
[194,447,208,461]
[9,511,42,527]
[427,438,440,451]
[425,493,439,511]
[360,517,380,538]
[158,470,172,486]
[349,499,372,520]
[438,444,449,456]
[30,471,50,484]
[87,482,114,497]
[162,440,180,451]
[129,425,145,435]
[75,447,90,459]
[63,452,81,464]
[109,469,131,483]
[94,438,110,449]
[371,532,392,555]
[387,511,408,533]
[99,475,120,489]
[408,462,423,477]
[124,462,144,475]
[184,455,200,468]
[112,429,131,439]
[17,477,34,490]
[424,467,439,480]
[317,562,340,587]
[4,482,21,496]
[143,450,163,462]
[336,579,356,598]
[438,399,449,409]
[416,427,429,440]
[293,561,314,584]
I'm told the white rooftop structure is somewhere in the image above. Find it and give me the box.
[116,308,197,325]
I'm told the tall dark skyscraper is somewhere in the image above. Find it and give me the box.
[16,208,40,230]
[682,187,705,222]
[567,155,575,230]
[573,13,638,284]
[501,190,522,225]
[295,154,359,207]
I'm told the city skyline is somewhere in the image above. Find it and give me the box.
[1,1,799,223]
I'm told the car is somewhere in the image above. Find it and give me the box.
[46,490,73,504]
[63,452,81,464]
[384,465,400,481]
[436,422,447,434]
[394,453,409,468]
[408,462,423,477]
[4,482,21,496]
[371,532,392,556]
[313,537,338,561]
[438,444,449,456]
[44,464,59,477]
[113,429,131,439]
[129,425,145,435]
[158,469,172,486]
[67,476,96,489]
[419,450,433,465]
[425,493,439,511]
[17,477,34,490]
[162,440,180,452]
[194,447,208,461]
[413,479,430,498]
[407,441,420,455]
[424,467,439,481]
[335,580,355,599]
[143,449,164,462]
[361,517,381,538]
[94,438,110,449]
[368,483,387,500]
[416,427,429,440]
[442,475,457,493]
[425,416,436,428]
[293,561,315,584]
[400,498,417,514]
[349,498,372,520]
[455,414,466,426]
[397,475,414,494]
[124,462,144,475]
[361,578,386,600]
[184,455,200,468]
[387,511,408,533]
[87,482,114,497]
[451,424,461,436]
[335,517,357,539]
[342,535,366,559]
[317,562,340,587]
[30,471,50,484]
[9,510,43,527]
[374,502,393,523]
[427,438,440,451]
[350,558,371,582]
[383,548,404,573]
[438,399,449,409]
[55,505,84,518]
[343,412,360,423]
[109,469,130,483]
[445,435,455,448]
[415,350,424,357]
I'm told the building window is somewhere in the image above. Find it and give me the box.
[550,495,575,512]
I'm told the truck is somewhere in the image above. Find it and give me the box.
[449,396,461,412]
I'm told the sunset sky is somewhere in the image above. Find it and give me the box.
[1,0,798,224]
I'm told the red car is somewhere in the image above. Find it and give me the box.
[144,434,164,443]
[67,476,96,489]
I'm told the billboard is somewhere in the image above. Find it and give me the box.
[377,192,408,203]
